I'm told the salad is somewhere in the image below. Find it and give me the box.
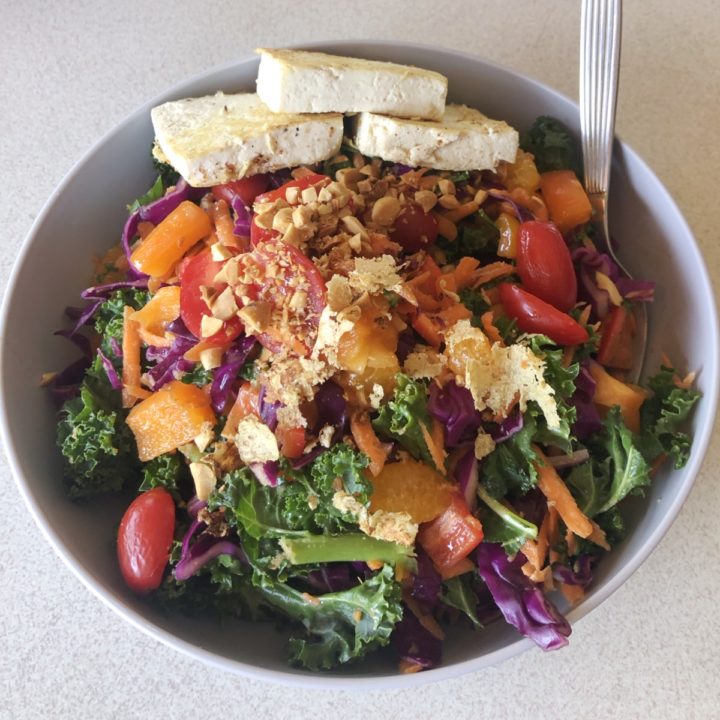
[48,106,700,672]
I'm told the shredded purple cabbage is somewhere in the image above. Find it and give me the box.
[392,610,442,670]
[64,299,104,337]
[552,555,594,587]
[487,189,534,222]
[96,348,121,390]
[455,447,478,512]
[476,543,571,651]
[512,488,547,528]
[230,195,252,237]
[570,362,602,440]
[186,496,206,518]
[266,169,293,189]
[145,336,195,390]
[175,537,247,582]
[396,328,416,364]
[489,411,524,443]
[305,564,360,594]
[290,380,348,469]
[47,357,92,404]
[54,329,93,358]
[428,380,482,447]
[258,385,280,431]
[80,278,148,301]
[209,335,258,413]
[121,178,205,278]
[411,549,442,610]
[614,277,655,302]
[249,461,280,487]
[388,163,414,176]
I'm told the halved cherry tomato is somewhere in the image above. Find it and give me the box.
[254,173,330,205]
[236,240,327,356]
[597,304,634,369]
[499,283,589,346]
[516,220,577,311]
[417,492,484,571]
[117,487,175,593]
[277,425,307,459]
[178,249,243,345]
[212,175,271,206]
[390,203,439,252]
[250,218,278,247]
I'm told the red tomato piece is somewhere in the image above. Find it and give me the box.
[212,175,271,206]
[254,173,330,205]
[597,304,634,369]
[516,220,577,311]
[250,217,279,247]
[179,250,244,345]
[417,492,484,571]
[236,240,327,356]
[499,283,589,346]
[117,488,175,593]
[277,425,307,459]
[390,203,439,252]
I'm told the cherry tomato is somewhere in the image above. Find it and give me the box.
[516,220,577,311]
[499,283,589,346]
[179,250,244,345]
[417,492,484,571]
[236,240,327,356]
[597,304,634,369]
[390,203,438,252]
[250,217,279,247]
[117,488,175,593]
[255,173,330,205]
[212,175,271,206]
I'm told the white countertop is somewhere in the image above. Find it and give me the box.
[2,1,719,718]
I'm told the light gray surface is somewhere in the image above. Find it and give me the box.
[1,1,719,718]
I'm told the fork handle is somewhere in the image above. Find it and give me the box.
[580,0,622,196]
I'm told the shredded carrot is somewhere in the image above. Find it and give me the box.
[184,339,230,363]
[560,582,585,606]
[399,660,424,674]
[137,221,155,239]
[366,559,384,571]
[211,199,242,249]
[436,556,474,580]
[291,166,315,179]
[436,303,472,327]
[121,306,143,409]
[546,506,560,549]
[534,447,593,539]
[432,211,457,242]
[588,520,611,551]
[565,528,578,556]
[137,326,173,348]
[472,261,515,288]
[412,313,442,348]
[124,384,151,401]
[480,311,503,344]
[561,345,576,368]
[404,596,446,640]
[420,421,447,472]
[650,452,669,479]
[453,256,481,290]
[350,411,390,476]
[443,200,479,224]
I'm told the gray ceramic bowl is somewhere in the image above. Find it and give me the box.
[2,41,718,688]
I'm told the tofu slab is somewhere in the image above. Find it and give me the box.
[151,92,343,187]
[353,104,519,171]
[256,48,448,121]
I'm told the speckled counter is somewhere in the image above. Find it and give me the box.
[2,2,719,718]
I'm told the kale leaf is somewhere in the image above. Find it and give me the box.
[441,575,483,629]
[57,356,139,497]
[520,115,583,176]
[254,564,403,670]
[127,175,165,213]
[139,453,184,493]
[566,407,650,516]
[476,484,538,554]
[373,374,434,466]
[94,288,150,359]
[637,365,701,468]
[437,210,499,263]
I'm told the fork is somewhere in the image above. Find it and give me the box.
[580,0,647,383]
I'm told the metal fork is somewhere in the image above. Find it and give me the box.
[580,0,647,382]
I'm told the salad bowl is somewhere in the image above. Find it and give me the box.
[1,40,717,688]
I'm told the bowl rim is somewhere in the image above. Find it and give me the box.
[2,38,718,689]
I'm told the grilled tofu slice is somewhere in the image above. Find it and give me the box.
[256,47,448,121]
[151,92,343,186]
[353,104,519,171]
